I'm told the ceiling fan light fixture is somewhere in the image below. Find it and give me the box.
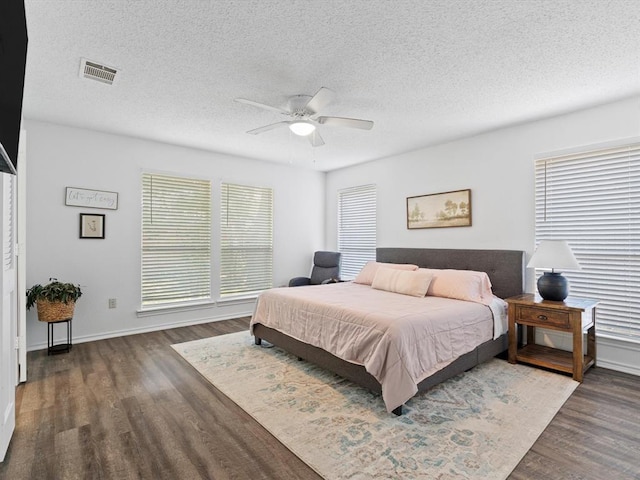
[237,88,373,147]
[289,121,316,136]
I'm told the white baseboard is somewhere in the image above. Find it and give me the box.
[595,336,640,376]
[596,357,640,376]
[27,309,254,352]
[29,313,640,379]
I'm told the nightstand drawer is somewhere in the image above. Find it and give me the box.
[517,306,570,328]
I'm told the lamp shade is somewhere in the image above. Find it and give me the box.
[289,121,316,136]
[527,240,581,271]
[528,240,580,301]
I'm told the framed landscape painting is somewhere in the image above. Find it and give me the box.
[407,189,472,229]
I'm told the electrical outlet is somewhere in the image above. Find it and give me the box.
[108,298,117,309]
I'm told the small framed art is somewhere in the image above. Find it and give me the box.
[407,189,472,229]
[79,213,105,239]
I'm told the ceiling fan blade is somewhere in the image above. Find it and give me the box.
[308,130,325,147]
[235,98,290,115]
[304,87,335,114]
[316,116,374,130]
[247,121,290,135]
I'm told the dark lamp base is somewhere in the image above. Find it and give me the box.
[537,272,569,301]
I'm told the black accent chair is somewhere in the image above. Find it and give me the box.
[289,251,341,287]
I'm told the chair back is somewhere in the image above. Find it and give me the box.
[310,251,341,285]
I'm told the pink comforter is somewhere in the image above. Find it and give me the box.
[250,282,494,412]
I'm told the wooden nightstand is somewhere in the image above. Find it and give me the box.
[506,293,599,382]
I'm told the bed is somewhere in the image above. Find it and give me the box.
[251,247,525,415]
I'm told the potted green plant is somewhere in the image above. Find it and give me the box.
[26,278,82,322]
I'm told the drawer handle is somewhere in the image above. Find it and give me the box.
[537,315,548,320]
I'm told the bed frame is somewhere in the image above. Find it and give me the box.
[253,247,525,415]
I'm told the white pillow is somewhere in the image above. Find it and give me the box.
[353,261,419,285]
[371,267,434,297]
[421,268,494,305]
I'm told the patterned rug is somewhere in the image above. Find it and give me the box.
[172,331,578,480]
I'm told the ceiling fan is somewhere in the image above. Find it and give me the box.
[234,87,374,147]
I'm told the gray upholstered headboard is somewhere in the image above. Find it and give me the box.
[376,248,525,299]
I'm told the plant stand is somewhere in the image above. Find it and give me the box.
[46,318,72,355]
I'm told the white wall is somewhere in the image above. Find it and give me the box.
[24,120,325,350]
[24,98,640,373]
[326,96,640,375]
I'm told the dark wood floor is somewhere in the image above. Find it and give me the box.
[1,318,638,480]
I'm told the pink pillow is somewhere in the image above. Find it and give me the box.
[421,268,494,305]
[371,268,434,297]
[353,261,419,285]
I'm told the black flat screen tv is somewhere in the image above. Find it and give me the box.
[0,0,28,175]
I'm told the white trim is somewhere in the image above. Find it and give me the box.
[534,136,640,160]
[597,357,640,377]
[218,178,276,191]
[141,166,212,183]
[16,129,26,382]
[28,309,254,352]
[596,336,640,376]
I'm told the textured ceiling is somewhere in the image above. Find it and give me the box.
[22,0,640,171]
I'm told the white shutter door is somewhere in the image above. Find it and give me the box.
[0,173,17,460]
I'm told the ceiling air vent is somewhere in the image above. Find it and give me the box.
[79,58,117,85]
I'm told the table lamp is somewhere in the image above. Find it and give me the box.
[527,240,581,301]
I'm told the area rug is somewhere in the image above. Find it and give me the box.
[172,331,578,480]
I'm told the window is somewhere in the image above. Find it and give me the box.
[141,173,211,306]
[534,142,640,343]
[220,183,273,296]
[338,184,377,280]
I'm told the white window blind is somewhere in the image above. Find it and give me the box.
[141,173,211,306]
[220,183,273,296]
[534,142,640,343]
[338,184,377,280]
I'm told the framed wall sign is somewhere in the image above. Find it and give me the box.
[407,189,472,229]
[66,187,118,210]
[79,213,105,239]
